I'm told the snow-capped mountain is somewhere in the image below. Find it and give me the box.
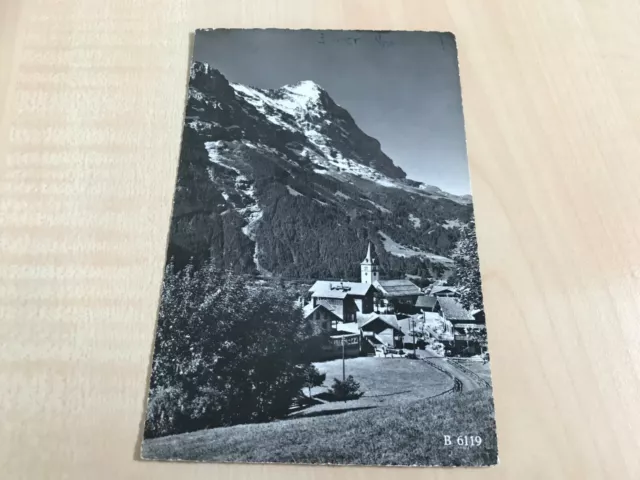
[168,62,473,280]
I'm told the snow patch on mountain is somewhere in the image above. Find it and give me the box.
[334,191,350,200]
[188,88,221,109]
[366,199,391,214]
[193,63,470,207]
[286,186,304,197]
[409,214,421,228]
[230,78,467,204]
[378,231,453,264]
[231,83,298,132]
[230,80,322,134]
[443,219,463,230]
[205,141,241,174]
[278,80,322,113]
[228,80,417,193]
[187,119,213,132]
[235,176,269,276]
[418,184,472,205]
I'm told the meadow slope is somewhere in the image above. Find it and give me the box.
[142,388,497,466]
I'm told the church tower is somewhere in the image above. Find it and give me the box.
[360,241,380,285]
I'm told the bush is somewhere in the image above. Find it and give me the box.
[144,259,313,439]
[329,375,364,401]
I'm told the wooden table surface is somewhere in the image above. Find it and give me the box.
[2,1,640,479]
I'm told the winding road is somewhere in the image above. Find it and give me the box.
[417,348,490,392]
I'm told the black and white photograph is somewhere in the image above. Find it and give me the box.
[141,29,497,467]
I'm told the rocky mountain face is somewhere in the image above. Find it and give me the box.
[167,61,473,281]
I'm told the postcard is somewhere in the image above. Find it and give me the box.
[141,28,497,467]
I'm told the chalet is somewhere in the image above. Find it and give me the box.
[436,297,486,356]
[374,279,422,303]
[415,294,438,312]
[358,314,405,352]
[303,303,343,334]
[435,296,474,324]
[308,280,375,322]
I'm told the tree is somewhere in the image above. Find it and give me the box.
[464,327,488,353]
[451,217,483,310]
[145,258,312,438]
[302,364,326,398]
[329,375,364,401]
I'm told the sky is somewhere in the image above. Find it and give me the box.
[192,29,471,195]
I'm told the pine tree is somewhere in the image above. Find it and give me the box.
[302,364,326,398]
[452,217,484,310]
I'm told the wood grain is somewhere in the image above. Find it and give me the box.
[2,1,640,478]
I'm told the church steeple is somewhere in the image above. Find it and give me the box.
[362,241,376,264]
[360,241,380,284]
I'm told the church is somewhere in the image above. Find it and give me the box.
[307,241,422,322]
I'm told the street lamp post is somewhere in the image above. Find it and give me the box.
[412,318,416,356]
[342,336,346,382]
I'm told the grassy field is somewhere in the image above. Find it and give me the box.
[297,357,451,416]
[142,388,498,466]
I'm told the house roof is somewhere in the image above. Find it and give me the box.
[335,321,360,334]
[375,279,421,297]
[317,297,359,318]
[355,312,375,325]
[415,295,437,308]
[423,311,444,321]
[310,289,349,300]
[430,285,458,295]
[437,297,474,321]
[359,314,403,334]
[309,280,373,297]
[303,303,343,322]
[302,303,316,317]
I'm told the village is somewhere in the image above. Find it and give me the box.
[300,242,488,361]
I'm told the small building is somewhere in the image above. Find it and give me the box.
[358,314,404,352]
[435,296,474,324]
[328,332,361,357]
[303,303,343,334]
[435,297,486,356]
[309,280,375,321]
[415,295,438,312]
[374,279,422,314]
[450,323,486,356]
[374,279,422,300]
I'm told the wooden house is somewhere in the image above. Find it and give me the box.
[358,314,404,352]
[435,297,486,356]
[308,280,375,322]
[303,303,343,334]
[415,294,438,312]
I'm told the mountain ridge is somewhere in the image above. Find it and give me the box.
[168,61,473,281]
